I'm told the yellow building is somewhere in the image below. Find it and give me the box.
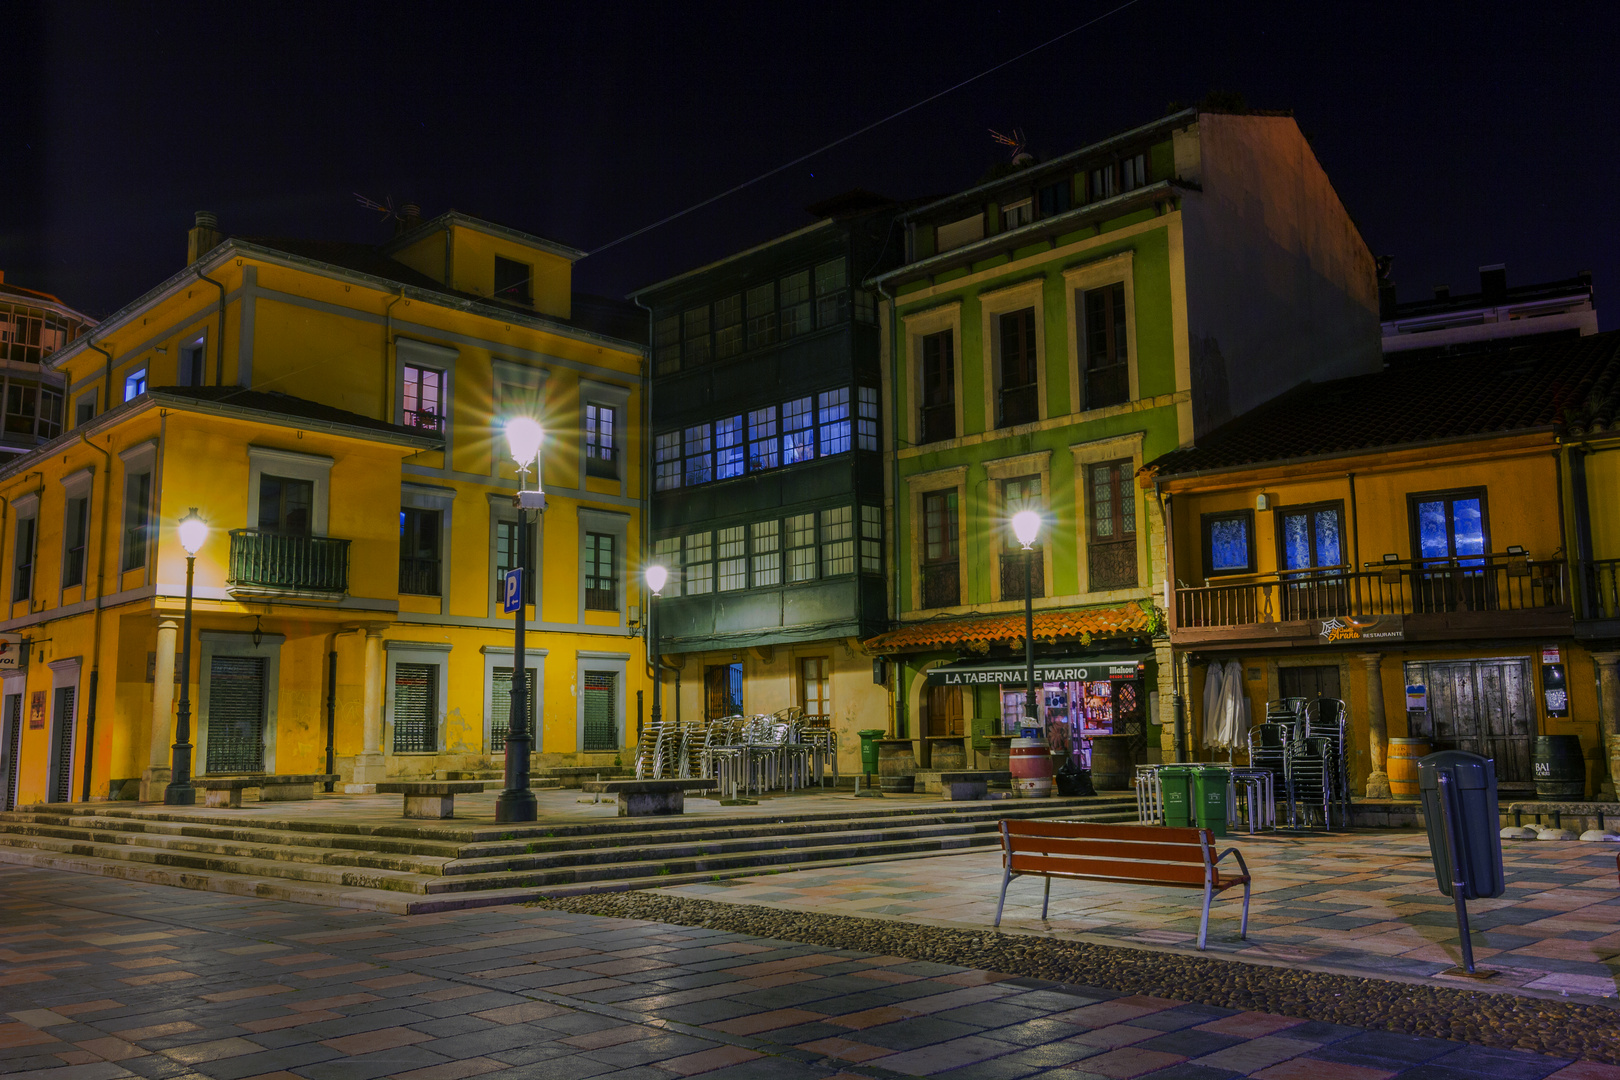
[1149,331,1620,800]
[0,209,651,808]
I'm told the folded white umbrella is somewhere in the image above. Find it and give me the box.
[1201,661,1228,748]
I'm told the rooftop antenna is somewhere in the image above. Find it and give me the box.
[353,192,399,224]
[989,128,1034,165]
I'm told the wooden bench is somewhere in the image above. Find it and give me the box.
[375,781,494,819]
[581,777,718,817]
[996,819,1251,950]
[199,775,339,808]
[937,771,1009,801]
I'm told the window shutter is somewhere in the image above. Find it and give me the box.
[392,663,437,753]
[489,666,536,750]
[582,672,617,751]
[205,657,266,774]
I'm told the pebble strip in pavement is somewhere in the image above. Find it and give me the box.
[0,864,1614,1080]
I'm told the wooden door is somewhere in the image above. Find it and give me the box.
[926,685,964,737]
[1404,659,1532,783]
[1279,665,1341,702]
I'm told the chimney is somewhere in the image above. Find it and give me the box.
[396,203,422,237]
[1378,279,1397,321]
[187,211,223,266]
[1479,263,1507,304]
[1433,284,1450,301]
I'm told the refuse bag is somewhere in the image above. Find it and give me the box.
[1054,759,1096,797]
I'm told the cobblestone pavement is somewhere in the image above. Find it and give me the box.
[2,866,1618,1080]
[659,831,1620,999]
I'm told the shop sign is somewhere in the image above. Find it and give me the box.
[1319,614,1404,644]
[28,691,45,730]
[1406,684,1427,711]
[1541,645,1561,664]
[926,656,1147,686]
[0,634,22,670]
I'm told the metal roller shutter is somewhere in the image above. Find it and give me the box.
[489,666,535,751]
[582,671,617,752]
[206,656,265,774]
[5,694,21,811]
[392,663,437,753]
[52,687,75,803]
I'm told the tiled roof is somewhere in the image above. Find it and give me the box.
[148,386,443,444]
[862,602,1156,655]
[1149,330,1620,478]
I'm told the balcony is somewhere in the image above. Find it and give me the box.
[998,383,1038,427]
[1000,550,1045,601]
[920,403,956,445]
[921,560,960,609]
[1173,554,1571,648]
[1574,558,1620,637]
[228,529,351,600]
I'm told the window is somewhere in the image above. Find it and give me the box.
[815,259,848,327]
[180,343,206,386]
[1001,476,1045,600]
[857,387,879,451]
[584,403,617,478]
[1087,461,1137,591]
[62,496,88,588]
[998,307,1038,427]
[123,368,147,402]
[779,270,811,337]
[683,424,713,486]
[854,288,876,324]
[122,470,152,572]
[489,666,537,749]
[704,664,743,719]
[1121,153,1147,192]
[1202,510,1255,577]
[584,532,617,610]
[818,388,850,456]
[1082,283,1129,410]
[821,506,854,576]
[747,406,779,470]
[717,527,746,591]
[920,330,955,443]
[653,536,682,597]
[74,393,96,428]
[494,519,534,602]
[801,657,830,719]
[751,520,780,586]
[13,515,35,603]
[399,507,442,595]
[683,306,711,366]
[715,415,744,479]
[746,283,777,349]
[1091,164,1116,201]
[861,504,882,573]
[1408,489,1490,613]
[582,670,619,750]
[684,531,714,595]
[1038,179,1071,217]
[1002,199,1032,231]
[1278,502,1346,619]
[258,475,314,535]
[787,513,817,583]
[714,293,744,359]
[654,315,681,375]
[392,663,438,753]
[494,256,532,305]
[922,489,960,607]
[783,397,815,465]
[401,364,445,430]
[654,431,681,491]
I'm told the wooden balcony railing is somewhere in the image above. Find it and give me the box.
[1176,554,1568,633]
[228,529,351,597]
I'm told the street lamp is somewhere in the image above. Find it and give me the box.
[1011,510,1042,733]
[164,509,208,806]
[496,417,545,823]
[644,565,668,740]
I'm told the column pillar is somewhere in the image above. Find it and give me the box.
[1594,652,1620,801]
[140,619,179,801]
[348,627,386,790]
[1361,652,1392,799]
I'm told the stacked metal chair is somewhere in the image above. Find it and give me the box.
[1246,718,1295,827]
[1303,697,1352,825]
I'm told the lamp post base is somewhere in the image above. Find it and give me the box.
[494,789,537,823]
[163,782,196,806]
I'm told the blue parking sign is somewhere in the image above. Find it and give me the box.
[503,568,523,614]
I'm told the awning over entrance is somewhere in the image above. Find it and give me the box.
[925,654,1150,686]
[862,601,1155,655]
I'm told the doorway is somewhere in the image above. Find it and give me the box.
[705,663,742,720]
[925,684,965,737]
[48,686,76,802]
[206,656,267,774]
[1279,665,1342,703]
[1404,658,1533,783]
[2,691,20,811]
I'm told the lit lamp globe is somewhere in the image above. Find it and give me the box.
[1011,510,1042,551]
[178,509,208,556]
[645,564,669,597]
[504,417,543,473]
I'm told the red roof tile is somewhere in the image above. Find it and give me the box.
[862,602,1156,655]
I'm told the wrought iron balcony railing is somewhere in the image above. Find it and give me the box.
[999,550,1045,601]
[228,529,351,597]
[921,560,960,609]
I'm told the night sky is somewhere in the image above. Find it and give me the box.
[5,1,1615,329]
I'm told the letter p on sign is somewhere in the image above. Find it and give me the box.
[503,568,523,614]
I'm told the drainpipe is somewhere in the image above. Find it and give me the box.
[193,263,227,386]
[382,288,404,420]
[76,430,113,801]
[876,278,904,739]
[325,631,339,791]
[85,337,113,422]
[632,296,655,731]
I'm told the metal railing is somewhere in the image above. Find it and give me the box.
[228,530,351,595]
[920,403,956,444]
[1577,558,1620,621]
[998,383,1038,427]
[1176,554,1568,629]
[398,557,440,596]
[921,560,960,608]
[1000,550,1044,600]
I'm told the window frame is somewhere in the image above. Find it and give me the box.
[59,468,93,592]
[123,368,147,402]
[1275,500,1347,573]
[583,530,618,611]
[493,255,533,306]
[117,440,158,579]
[1406,487,1491,565]
[486,491,540,619]
[384,641,451,755]
[1201,509,1257,579]
[11,492,37,607]
[1062,252,1138,416]
[393,337,457,445]
[578,378,630,489]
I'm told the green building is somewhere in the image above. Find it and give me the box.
[864,106,1382,774]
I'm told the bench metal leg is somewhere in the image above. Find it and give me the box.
[1240,880,1251,940]
[1198,883,1213,951]
[1041,876,1051,920]
[994,868,1014,928]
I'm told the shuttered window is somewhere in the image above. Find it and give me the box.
[4,693,20,811]
[392,663,437,753]
[51,686,75,802]
[205,656,265,774]
[582,671,617,751]
[489,666,537,751]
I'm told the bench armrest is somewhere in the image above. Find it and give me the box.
[1213,846,1250,879]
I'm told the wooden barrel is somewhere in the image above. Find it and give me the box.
[877,739,917,795]
[1088,735,1135,791]
[1534,735,1586,801]
[987,736,1014,789]
[1009,738,1053,798]
[1387,738,1429,799]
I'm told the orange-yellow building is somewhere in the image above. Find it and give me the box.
[1149,332,1620,799]
[0,209,651,807]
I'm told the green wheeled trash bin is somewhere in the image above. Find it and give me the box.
[1195,766,1231,838]
[1159,766,1194,827]
[857,730,886,783]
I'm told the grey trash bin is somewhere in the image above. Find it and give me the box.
[1417,750,1505,901]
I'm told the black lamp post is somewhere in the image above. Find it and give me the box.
[496,418,544,824]
[644,565,667,734]
[1012,511,1042,734]
[164,508,208,806]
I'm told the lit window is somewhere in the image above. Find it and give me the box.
[783,397,814,464]
[857,387,879,451]
[683,424,713,486]
[717,527,747,591]
[684,531,714,595]
[123,369,147,402]
[1002,199,1033,230]
[821,506,854,576]
[751,520,780,586]
[584,532,617,610]
[653,536,682,597]
[715,416,744,479]
[654,431,682,491]
[818,388,850,456]
[401,364,444,430]
[585,403,617,478]
[748,406,779,470]
[787,513,817,583]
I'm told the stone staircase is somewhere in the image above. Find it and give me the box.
[0,794,1141,914]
